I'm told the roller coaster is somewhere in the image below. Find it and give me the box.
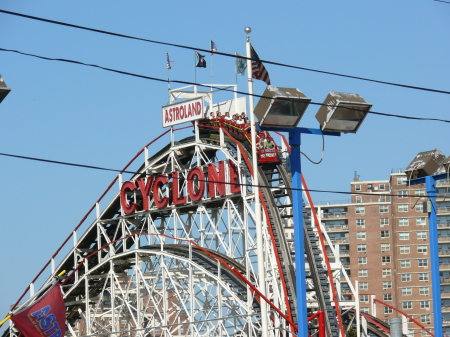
[1,87,422,337]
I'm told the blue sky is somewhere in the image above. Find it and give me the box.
[0,1,449,327]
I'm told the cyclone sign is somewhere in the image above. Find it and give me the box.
[120,160,241,214]
[162,97,204,127]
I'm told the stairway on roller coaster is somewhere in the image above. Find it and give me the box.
[3,101,396,337]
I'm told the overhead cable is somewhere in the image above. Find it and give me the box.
[0,9,449,95]
[0,151,436,199]
[2,47,450,125]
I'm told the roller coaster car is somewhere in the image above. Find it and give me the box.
[258,148,280,165]
[197,118,281,166]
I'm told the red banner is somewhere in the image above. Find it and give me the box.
[11,283,66,337]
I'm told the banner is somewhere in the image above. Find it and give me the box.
[11,283,66,337]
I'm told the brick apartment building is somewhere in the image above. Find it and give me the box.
[300,150,450,336]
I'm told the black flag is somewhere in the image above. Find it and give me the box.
[196,52,206,68]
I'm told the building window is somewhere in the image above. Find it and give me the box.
[418,259,428,267]
[357,244,367,252]
[399,232,410,240]
[356,207,365,215]
[418,273,429,281]
[417,231,427,239]
[381,243,391,252]
[359,295,369,302]
[358,257,367,265]
[419,287,429,295]
[415,189,425,196]
[358,270,368,278]
[416,217,426,226]
[397,176,407,185]
[356,196,363,203]
[356,219,365,227]
[383,293,392,301]
[420,301,430,309]
[355,185,361,191]
[400,259,411,268]
[357,232,366,240]
[398,190,408,198]
[380,183,386,190]
[418,245,428,254]
[380,218,389,226]
[379,195,387,202]
[361,307,369,314]
[401,287,412,296]
[359,282,368,290]
[416,203,424,212]
[381,230,390,238]
[401,273,411,282]
[399,218,409,226]
[381,256,391,263]
[398,204,408,212]
[384,307,393,314]
[382,268,392,277]
[380,205,389,213]
[383,281,392,290]
[399,246,410,254]
[421,314,431,324]
[402,301,413,310]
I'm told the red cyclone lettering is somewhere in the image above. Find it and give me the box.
[172,171,187,205]
[229,161,241,194]
[120,181,137,214]
[137,177,154,210]
[187,167,205,202]
[207,161,226,197]
[153,176,169,208]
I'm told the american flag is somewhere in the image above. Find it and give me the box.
[250,45,271,85]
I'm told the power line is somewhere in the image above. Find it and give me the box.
[0,151,434,199]
[2,47,450,125]
[1,9,449,95]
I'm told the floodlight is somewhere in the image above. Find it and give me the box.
[0,75,11,104]
[315,91,372,133]
[405,149,446,179]
[253,86,311,128]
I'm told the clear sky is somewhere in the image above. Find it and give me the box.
[0,1,449,328]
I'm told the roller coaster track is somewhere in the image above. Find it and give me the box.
[2,121,402,337]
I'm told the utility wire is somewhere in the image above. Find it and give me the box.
[0,151,436,199]
[0,9,449,95]
[2,47,450,125]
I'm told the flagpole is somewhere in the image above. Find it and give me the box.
[194,51,197,95]
[245,27,269,337]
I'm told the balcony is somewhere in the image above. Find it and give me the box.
[440,237,450,243]
[443,306,450,313]
[438,207,450,215]
[437,179,450,187]
[322,212,348,219]
[442,292,450,299]
[441,263,450,271]
[440,250,450,257]
[326,225,349,232]
[441,277,450,284]
[340,250,350,257]
[439,223,450,229]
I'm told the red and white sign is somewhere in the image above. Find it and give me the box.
[120,160,241,214]
[162,97,204,128]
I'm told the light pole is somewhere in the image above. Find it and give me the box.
[409,173,444,337]
[254,86,372,337]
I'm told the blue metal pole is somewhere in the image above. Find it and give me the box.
[289,130,309,337]
[425,176,443,337]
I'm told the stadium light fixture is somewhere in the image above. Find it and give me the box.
[315,90,372,133]
[253,86,311,128]
[0,75,11,104]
